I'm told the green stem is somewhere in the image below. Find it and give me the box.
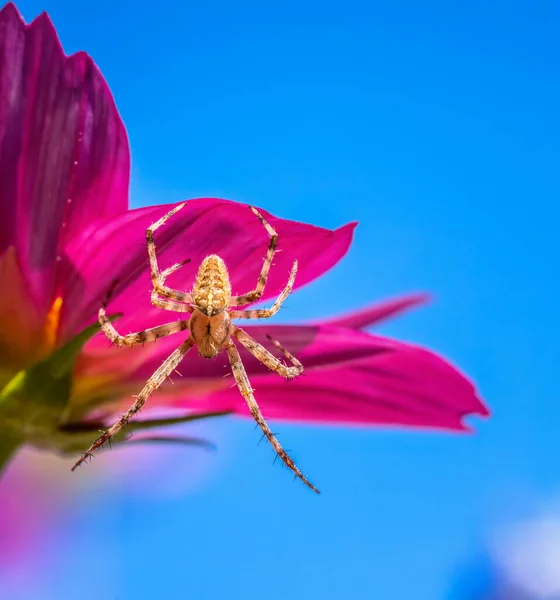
[0,435,21,480]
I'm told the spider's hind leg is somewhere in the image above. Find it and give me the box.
[71,337,195,471]
[225,340,318,493]
[265,333,303,380]
[232,326,303,380]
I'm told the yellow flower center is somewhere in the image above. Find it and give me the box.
[44,296,63,350]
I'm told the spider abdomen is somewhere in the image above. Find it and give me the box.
[189,309,231,358]
[192,254,232,316]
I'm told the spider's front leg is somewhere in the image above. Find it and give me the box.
[230,260,298,320]
[146,203,193,311]
[230,206,279,307]
[71,337,195,471]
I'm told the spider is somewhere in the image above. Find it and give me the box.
[71,203,319,493]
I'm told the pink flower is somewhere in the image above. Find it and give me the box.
[0,0,488,492]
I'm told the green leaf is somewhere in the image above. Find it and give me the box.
[0,315,120,410]
[59,410,231,435]
[55,410,231,455]
[122,435,216,451]
[46,315,121,380]
[122,410,232,432]
[0,371,27,404]
[0,316,120,442]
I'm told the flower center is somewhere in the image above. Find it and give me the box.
[44,296,63,350]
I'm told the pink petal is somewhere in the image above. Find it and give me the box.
[197,329,488,430]
[62,199,356,339]
[222,356,485,430]
[316,293,431,330]
[112,322,488,432]
[0,3,129,316]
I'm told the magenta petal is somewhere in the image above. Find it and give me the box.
[0,3,129,314]
[224,356,485,430]
[202,354,486,431]
[62,199,356,338]
[251,326,489,428]
[237,326,489,429]
[317,293,431,330]
[128,322,488,432]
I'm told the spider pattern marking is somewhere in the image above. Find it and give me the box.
[71,204,318,494]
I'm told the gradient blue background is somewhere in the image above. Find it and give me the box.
[4,1,560,599]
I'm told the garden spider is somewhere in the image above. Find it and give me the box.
[71,203,318,493]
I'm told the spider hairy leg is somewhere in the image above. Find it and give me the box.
[151,290,194,313]
[265,333,304,377]
[225,341,319,493]
[98,282,191,346]
[233,327,303,379]
[100,314,190,347]
[161,258,191,279]
[71,337,195,471]
[230,260,297,319]
[146,203,193,306]
[230,206,279,306]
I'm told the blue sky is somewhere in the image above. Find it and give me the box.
[4,1,560,598]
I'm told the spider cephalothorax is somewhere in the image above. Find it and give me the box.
[71,203,318,493]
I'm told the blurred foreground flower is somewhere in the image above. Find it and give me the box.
[0,3,488,485]
[491,513,560,599]
[448,511,560,600]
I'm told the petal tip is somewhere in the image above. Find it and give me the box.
[338,220,359,235]
[317,292,433,330]
[0,2,52,34]
[458,388,491,432]
[0,2,21,19]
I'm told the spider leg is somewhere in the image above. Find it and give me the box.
[151,259,194,312]
[71,337,195,471]
[99,312,190,346]
[230,260,297,319]
[146,203,193,306]
[232,326,303,379]
[98,282,191,345]
[225,340,319,493]
[230,206,278,306]
[151,290,194,313]
[161,259,191,280]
